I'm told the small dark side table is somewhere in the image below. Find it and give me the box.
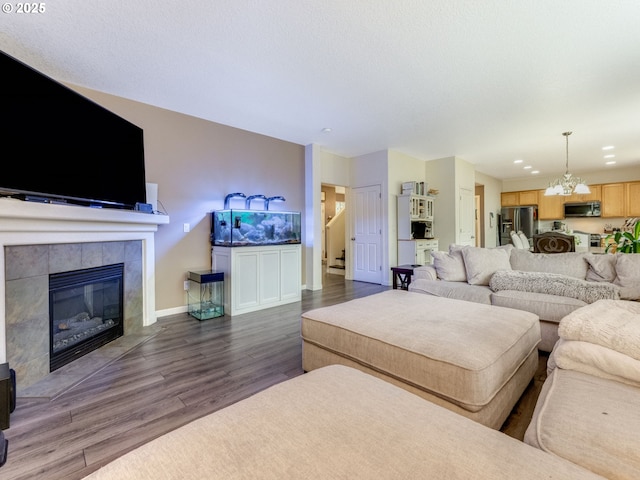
[390,264,420,290]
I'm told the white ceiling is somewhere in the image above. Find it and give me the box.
[3,0,640,181]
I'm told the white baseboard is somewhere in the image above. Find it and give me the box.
[156,306,187,318]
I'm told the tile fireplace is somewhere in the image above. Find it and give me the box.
[0,198,169,393]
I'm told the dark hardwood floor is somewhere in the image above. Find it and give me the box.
[2,274,545,479]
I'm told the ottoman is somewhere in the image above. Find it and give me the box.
[301,290,541,429]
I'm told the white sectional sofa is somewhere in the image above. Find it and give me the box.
[409,245,639,351]
[524,299,640,479]
[83,288,640,480]
[84,365,605,480]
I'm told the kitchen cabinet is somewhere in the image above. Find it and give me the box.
[602,183,625,218]
[500,192,518,207]
[212,244,301,316]
[537,191,565,220]
[626,182,640,217]
[518,190,539,205]
[501,190,538,207]
[565,185,601,203]
[504,182,634,220]
[537,185,601,220]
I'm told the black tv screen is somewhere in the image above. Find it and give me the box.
[0,50,146,210]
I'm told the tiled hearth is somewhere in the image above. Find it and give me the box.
[0,198,169,397]
[6,241,143,392]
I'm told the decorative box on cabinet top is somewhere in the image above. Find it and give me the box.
[211,209,301,247]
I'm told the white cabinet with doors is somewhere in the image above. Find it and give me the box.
[397,194,434,240]
[399,194,434,222]
[212,244,301,316]
[398,239,439,266]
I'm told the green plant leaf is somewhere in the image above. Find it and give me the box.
[604,222,640,254]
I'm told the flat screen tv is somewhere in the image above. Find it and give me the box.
[0,50,147,210]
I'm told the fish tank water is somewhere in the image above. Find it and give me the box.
[211,210,301,246]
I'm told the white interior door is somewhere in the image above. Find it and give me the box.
[352,185,382,284]
[475,194,481,247]
[459,187,475,246]
[321,201,326,263]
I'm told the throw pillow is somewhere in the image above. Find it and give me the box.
[496,243,515,254]
[461,246,512,285]
[449,244,465,254]
[585,254,617,283]
[431,250,467,282]
[614,254,640,300]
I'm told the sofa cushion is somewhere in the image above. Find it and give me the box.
[490,290,586,322]
[509,249,588,279]
[585,254,617,282]
[490,270,620,304]
[409,278,492,304]
[412,264,437,281]
[524,368,640,480]
[431,250,467,281]
[614,253,640,300]
[449,243,514,254]
[461,246,512,285]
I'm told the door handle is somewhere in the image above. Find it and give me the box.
[351,237,356,241]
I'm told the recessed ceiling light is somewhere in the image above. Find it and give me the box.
[605,161,617,165]
[321,127,332,133]
[604,154,615,159]
[523,165,532,169]
[531,170,539,174]
[514,159,523,164]
[602,145,615,150]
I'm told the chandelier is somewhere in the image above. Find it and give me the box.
[544,131,590,196]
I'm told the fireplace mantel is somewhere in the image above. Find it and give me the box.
[0,197,169,364]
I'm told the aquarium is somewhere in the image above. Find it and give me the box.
[211,210,301,246]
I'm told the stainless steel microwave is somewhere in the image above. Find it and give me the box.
[564,201,601,217]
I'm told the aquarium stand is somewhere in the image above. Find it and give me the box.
[211,244,301,316]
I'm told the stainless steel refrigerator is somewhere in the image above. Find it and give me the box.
[499,206,539,246]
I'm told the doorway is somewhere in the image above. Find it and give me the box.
[475,184,485,247]
[322,184,347,276]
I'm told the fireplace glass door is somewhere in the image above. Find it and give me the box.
[49,263,124,371]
